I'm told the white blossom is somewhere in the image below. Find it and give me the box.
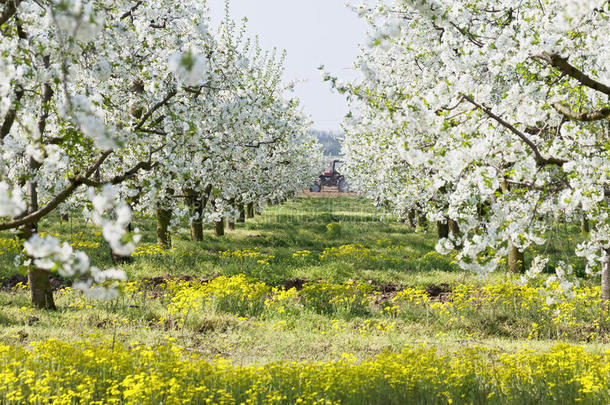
[168,50,209,87]
[0,183,26,217]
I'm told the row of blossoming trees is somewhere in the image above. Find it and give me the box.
[330,0,610,306]
[0,0,322,309]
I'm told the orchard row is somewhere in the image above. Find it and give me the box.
[329,0,610,306]
[0,0,323,308]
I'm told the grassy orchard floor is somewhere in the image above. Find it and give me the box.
[1,196,610,403]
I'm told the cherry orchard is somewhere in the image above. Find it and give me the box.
[126,18,321,245]
[0,0,321,309]
[331,0,610,304]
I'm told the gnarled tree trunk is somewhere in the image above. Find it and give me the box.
[20,222,56,310]
[186,189,203,241]
[581,214,590,234]
[25,151,56,309]
[448,218,462,249]
[508,243,525,273]
[227,199,236,230]
[448,219,459,237]
[417,211,427,228]
[111,251,132,265]
[214,219,225,236]
[437,220,449,240]
[191,213,203,241]
[156,205,172,249]
[237,204,246,223]
[246,202,255,219]
[407,209,416,228]
[501,180,525,274]
[110,206,133,264]
[28,267,56,310]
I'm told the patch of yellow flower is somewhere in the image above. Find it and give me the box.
[167,275,271,323]
[132,244,176,257]
[299,279,376,316]
[392,281,607,340]
[318,242,407,265]
[0,340,608,404]
[69,240,100,249]
[375,238,405,251]
[219,248,274,265]
[162,276,380,321]
[292,250,311,258]
[357,319,396,335]
[320,244,374,261]
[0,238,19,257]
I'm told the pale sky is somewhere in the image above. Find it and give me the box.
[207,0,368,131]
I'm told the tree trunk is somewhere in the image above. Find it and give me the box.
[26,155,57,308]
[187,190,204,242]
[581,215,590,234]
[477,202,489,221]
[602,249,610,312]
[448,219,459,237]
[156,206,172,248]
[110,209,133,264]
[214,220,225,237]
[237,204,246,223]
[246,202,255,219]
[189,184,213,240]
[508,243,525,273]
[25,223,55,311]
[500,180,525,273]
[227,199,237,230]
[21,58,56,310]
[448,219,462,249]
[28,267,56,310]
[19,223,56,310]
[418,211,427,228]
[111,251,132,265]
[191,216,203,241]
[407,209,416,228]
[437,220,449,239]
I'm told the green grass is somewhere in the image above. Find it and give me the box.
[1,196,610,404]
[2,196,462,284]
[0,196,606,361]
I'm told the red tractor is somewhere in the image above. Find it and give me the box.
[310,159,347,192]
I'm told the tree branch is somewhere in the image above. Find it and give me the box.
[0,0,20,26]
[37,55,53,137]
[449,21,484,47]
[0,151,112,231]
[133,88,177,131]
[79,143,164,187]
[80,159,156,187]
[552,102,610,122]
[120,0,142,20]
[462,94,566,166]
[538,53,610,96]
[241,138,280,148]
[0,149,160,230]
[138,128,167,135]
[0,86,23,140]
